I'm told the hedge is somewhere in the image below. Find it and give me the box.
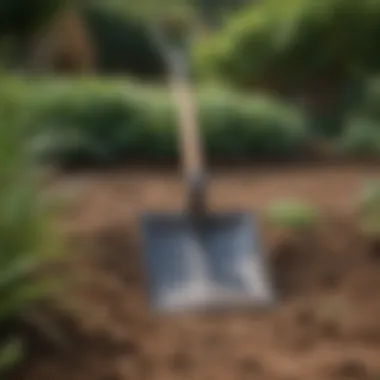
[354,77,380,122]
[338,77,380,158]
[0,78,309,167]
[6,76,380,165]
[338,117,380,158]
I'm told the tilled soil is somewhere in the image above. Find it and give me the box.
[12,164,380,380]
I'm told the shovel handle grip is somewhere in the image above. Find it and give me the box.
[168,60,206,213]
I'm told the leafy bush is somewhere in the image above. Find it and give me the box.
[30,80,149,165]
[80,4,166,78]
[356,179,380,236]
[0,339,23,376]
[193,4,274,87]
[353,77,380,122]
[194,0,380,88]
[337,77,380,157]
[0,86,60,376]
[198,89,307,158]
[338,117,380,158]
[266,199,321,231]
[22,78,308,167]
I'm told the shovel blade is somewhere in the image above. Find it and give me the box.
[139,212,275,313]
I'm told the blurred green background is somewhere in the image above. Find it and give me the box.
[1,0,380,167]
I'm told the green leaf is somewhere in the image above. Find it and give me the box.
[266,199,320,230]
[0,339,23,375]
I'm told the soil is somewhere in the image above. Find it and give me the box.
[11,164,380,380]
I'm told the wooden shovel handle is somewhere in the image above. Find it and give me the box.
[168,59,206,213]
[149,27,204,179]
[170,76,204,177]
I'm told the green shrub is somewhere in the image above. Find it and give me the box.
[30,81,149,165]
[193,4,275,87]
[80,4,165,78]
[198,89,307,158]
[336,77,380,158]
[266,199,321,231]
[339,117,380,158]
[0,339,23,376]
[354,77,380,122]
[23,78,308,167]
[0,87,60,376]
[356,179,380,236]
[194,0,380,88]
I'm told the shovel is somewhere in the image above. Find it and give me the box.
[139,30,275,314]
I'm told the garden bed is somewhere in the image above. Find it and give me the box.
[13,164,380,380]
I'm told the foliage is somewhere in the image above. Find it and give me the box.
[355,179,380,236]
[79,4,165,77]
[85,0,247,26]
[337,77,380,158]
[79,0,250,77]
[11,78,309,167]
[194,0,380,88]
[266,199,320,230]
[338,117,380,158]
[0,0,64,36]
[86,0,196,48]
[195,0,251,26]
[354,77,380,122]
[88,0,192,22]
[198,89,307,158]
[193,3,274,86]
[0,339,23,376]
[0,84,60,376]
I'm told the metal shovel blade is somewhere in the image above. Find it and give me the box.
[139,212,275,313]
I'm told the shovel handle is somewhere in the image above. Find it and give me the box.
[168,55,206,214]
